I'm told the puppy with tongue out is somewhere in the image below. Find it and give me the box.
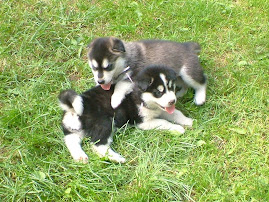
[134,65,193,133]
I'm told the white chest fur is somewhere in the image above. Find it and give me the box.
[138,104,162,122]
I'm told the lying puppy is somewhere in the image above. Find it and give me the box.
[59,65,193,163]
[87,37,206,109]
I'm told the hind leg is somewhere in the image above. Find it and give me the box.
[193,83,206,105]
[64,132,88,163]
[180,66,207,105]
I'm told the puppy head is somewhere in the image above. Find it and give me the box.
[87,37,126,90]
[136,65,177,114]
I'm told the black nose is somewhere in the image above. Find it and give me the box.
[98,80,105,84]
[169,99,175,105]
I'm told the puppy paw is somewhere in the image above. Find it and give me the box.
[194,96,205,106]
[111,95,123,109]
[72,151,89,164]
[194,87,206,105]
[182,118,193,127]
[109,153,126,163]
[170,125,185,134]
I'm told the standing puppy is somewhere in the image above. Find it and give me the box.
[87,37,207,108]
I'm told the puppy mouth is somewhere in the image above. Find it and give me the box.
[159,104,176,114]
[100,82,112,90]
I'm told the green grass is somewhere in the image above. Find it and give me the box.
[0,0,268,201]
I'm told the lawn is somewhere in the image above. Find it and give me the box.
[0,0,268,201]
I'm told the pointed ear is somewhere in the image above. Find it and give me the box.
[87,40,95,58]
[87,38,95,49]
[137,77,154,91]
[111,37,125,53]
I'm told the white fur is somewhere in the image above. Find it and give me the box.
[138,104,163,122]
[111,80,134,109]
[59,103,71,112]
[91,57,127,85]
[141,91,176,109]
[157,85,164,92]
[138,105,188,134]
[180,66,206,105]
[113,57,126,79]
[160,109,193,126]
[137,119,185,134]
[89,61,101,85]
[194,84,206,105]
[91,59,98,68]
[102,58,109,68]
[72,96,83,116]
[64,133,88,163]
[62,112,81,131]
[92,137,126,163]
[138,72,192,134]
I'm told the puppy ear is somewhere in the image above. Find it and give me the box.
[137,77,154,91]
[87,38,95,49]
[87,40,95,58]
[111,37,125,53]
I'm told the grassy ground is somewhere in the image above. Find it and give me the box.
[0,0,268,201]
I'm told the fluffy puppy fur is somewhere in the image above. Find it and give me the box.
[59,65,193,163]
[87,37,207,109]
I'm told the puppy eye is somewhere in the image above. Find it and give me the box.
[105,64,113,71]
[154,90,163,98]
[92,66,98,71]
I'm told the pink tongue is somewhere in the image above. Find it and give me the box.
[165,104,175,114]
[101,83,111,90]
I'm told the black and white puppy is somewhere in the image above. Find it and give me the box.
[87,37,206,109]
[59,65,193,163]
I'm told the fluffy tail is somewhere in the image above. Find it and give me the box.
[183,42,201,55]
[58,89,84,116]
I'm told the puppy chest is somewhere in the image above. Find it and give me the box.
[138,105,162,121]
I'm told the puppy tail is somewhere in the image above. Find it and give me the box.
[58,90,84,116]
[183,42,201,55]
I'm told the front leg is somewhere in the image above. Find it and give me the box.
[92,144,126,163]
[137,119,185,134]
[160,109,193,127]
[111,80,134,109]
[64,133,88,163]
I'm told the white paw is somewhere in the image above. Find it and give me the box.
[170,125,185,134]
[182,118,193,127]
[111,94,123,109]
[194,86,206,105]
[194,96,206,105]
[72,151,88,164]
[108,152,126,163]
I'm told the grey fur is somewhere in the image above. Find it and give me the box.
[87,37,207,105]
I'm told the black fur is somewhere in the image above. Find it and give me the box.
[59,65,182,152]
[60,85,141,145]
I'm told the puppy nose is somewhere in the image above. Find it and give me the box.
[169,99,175,105]
[98,80,105,84]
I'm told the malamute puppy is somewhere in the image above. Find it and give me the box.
[87,37,207,108]
[59,65,193,163]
